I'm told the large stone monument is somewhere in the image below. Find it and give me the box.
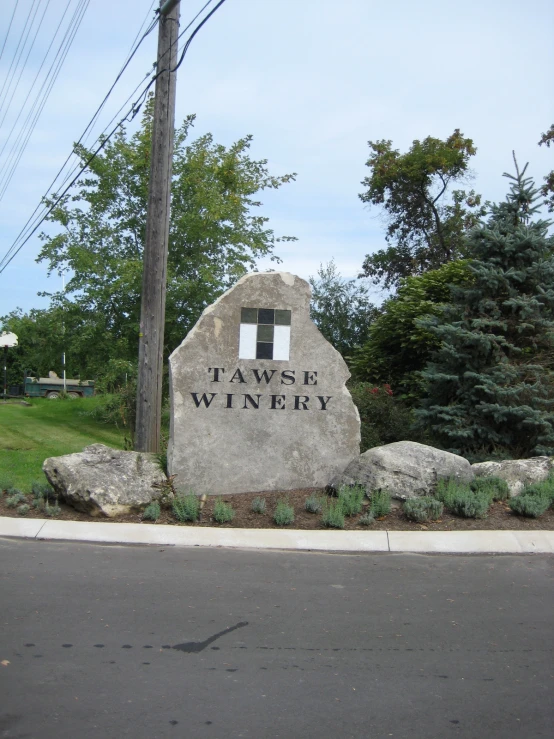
[168,272,360,495]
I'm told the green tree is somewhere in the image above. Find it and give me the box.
[1,308,63,385]
[359,130,485,289]
[309,261,377,356]
[538,123,554,212]
[349,261,471,399]
[0,302,123,384]
[416,159,554,460]
[36,97,296,369]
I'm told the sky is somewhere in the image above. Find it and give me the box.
[0,0,552,319]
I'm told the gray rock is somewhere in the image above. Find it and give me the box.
[331,441,474,499]
[168,271,360,495]
[42,444,167,517]
[471,457,553,497]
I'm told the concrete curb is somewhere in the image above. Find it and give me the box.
[0,516,553,553]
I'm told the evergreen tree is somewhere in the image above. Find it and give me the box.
[416,157,554,459]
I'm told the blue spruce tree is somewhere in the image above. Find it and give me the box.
[416,157,554,459]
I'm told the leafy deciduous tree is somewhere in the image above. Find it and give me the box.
[36,97,297,372]
[349,261,471,399]
[359,130,485,289]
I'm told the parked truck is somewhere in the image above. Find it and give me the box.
[23,372,95,399]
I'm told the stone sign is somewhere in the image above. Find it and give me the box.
[168,272,360,495]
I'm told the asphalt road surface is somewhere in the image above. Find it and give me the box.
[0,538,552,739]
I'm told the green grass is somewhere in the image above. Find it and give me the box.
[0,397,127,492]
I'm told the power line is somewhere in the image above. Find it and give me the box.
[0,1,73,164]
[0,0,157,213]
[0,2,161,273]
[171,0,226,73]
[0,0,229,275]
[0,0,40,116]
[0,0,91,201]
[2,0,213,226]
[0,0,52,130]
[0,75,154,274]
[0,0,19,64]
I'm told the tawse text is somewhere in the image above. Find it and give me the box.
[189,367,331,411]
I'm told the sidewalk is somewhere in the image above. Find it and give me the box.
[1,516,553,553]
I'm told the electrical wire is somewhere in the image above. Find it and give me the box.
[0,0,90,201]
[0,0,52,130]
[0,0,40,117]
[3,0,212,214]
[0,78,152,273]
[123,0,158,68]
[0,0,19,64]
[0,0,158,212]
[0,1,73,164]
[170,0,226,74]
[0,0,229,275]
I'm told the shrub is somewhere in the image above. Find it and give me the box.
[45,501,61,517]
[509,494,550,518]
[274,501,295,526]
[359,512,375,526]
[142,502,161,521]
[87,379,137,448]
[449,489,490,518]
[32,481,54,500]
[305,494,324,514]
[470,476,509,501]
[151,475,177,508]
[6,492,26,508]
[213,498,235,524]
[251,497,266,514]
[435,478,472,508]
[17,504,30,516]
[369,489,391,518]
[337,484,365,516]
[348,383,423,451]
[403,496,444,523]
[322,500,345,529]
[32,498,45,511]
[522,477,554,506]
[172,494,200,522]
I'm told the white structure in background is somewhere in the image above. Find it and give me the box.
[1,331,18,400]
[1,332,18,347]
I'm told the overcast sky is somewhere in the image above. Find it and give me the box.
[0,0,552,318]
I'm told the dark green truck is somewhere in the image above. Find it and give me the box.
[24,374,95,399]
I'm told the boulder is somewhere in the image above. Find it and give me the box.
[168,271,360,495]
[331,441,474,500]
[43,444,167,517]
[471,456,553,497]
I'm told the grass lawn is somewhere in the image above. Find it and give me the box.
[0,397,127,492]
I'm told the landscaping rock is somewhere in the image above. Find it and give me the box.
[471,456,553,497]
[168,271,360,495]
[330,441,474,500]
[42,444,166,517]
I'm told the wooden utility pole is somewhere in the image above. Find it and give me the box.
[135,0,180,452]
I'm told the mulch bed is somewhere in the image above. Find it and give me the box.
[1,488,553,531]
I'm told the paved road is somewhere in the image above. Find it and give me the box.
[0,539,552,739]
